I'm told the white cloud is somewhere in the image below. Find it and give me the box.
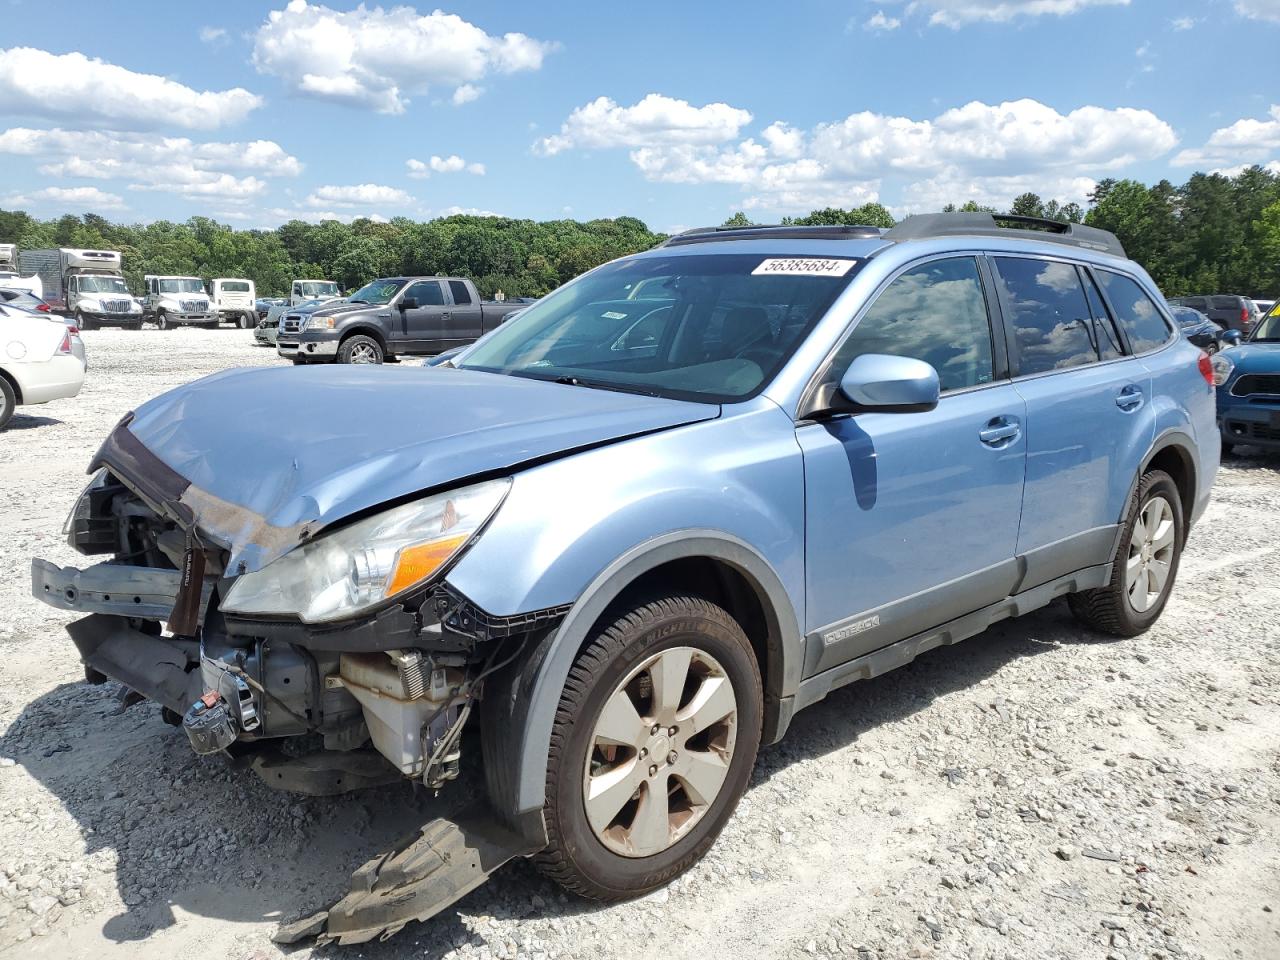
[251,0,556,113]
[452,83,483,105]
[3,185,126,210]
[865,11,902,30]
[547,96,1176,214]
[882,0,1128,28]
[199,26,229,45]
[0,47,261,129]
[433,206,501,218]
[405,155,486,178]
[1173,105,1280,169]
[1171,16,1195,30]
[0,127,300,200]
[304,183,413,208]
[268,207,390,224]
[1235,0,1280,22]
[535,94,753,156]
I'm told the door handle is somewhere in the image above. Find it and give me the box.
[1115,385,1144,411]
[441,311,452,320]
[979,416,1021,447]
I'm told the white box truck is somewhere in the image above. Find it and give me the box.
[17,248,142,329]
[208,278,257,328]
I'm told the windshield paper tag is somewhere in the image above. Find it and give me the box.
[601,310,628,320]
[752,257,857,277]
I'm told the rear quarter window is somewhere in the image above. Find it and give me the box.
[994,256,1099,375]
[1097,271,1172,354]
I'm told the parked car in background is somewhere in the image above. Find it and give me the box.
[0,302,85,429]
[1253,299,1274,318]
[0,287,54,314]
[30,214,1216,943]
[0,291,86,366]
[277,276,524,364]
[255,296,288,322]
[1168,295,1260,334]
[1169,304,1224,354]
[143,276,217,330]
[290,279,341,306]
[209,278,257,328]
[254,298,333,346]
[1213,309,1280,456]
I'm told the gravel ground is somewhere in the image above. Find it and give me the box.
[0,329,1277,960]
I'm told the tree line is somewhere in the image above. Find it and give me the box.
[2,164,1277,299]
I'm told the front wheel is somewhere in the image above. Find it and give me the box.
[156,311,170,331]
[1069,469,1184,637]
[537,596,762,901]
[75,310,95,332]
[337,334,384,364]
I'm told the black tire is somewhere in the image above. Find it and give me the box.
[536,596,763,901]
[0,376,15,431]
[237,312,252,329]
[1068,469,1184,638]
[156,311,170,331]
[337,334,384,364]
[75,310,96,332]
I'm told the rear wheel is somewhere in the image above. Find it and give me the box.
[337,334,383,364]
[537,596,762,901]
[238,312,253,329]
[0,376,15,430]
[1069,469,1183,637]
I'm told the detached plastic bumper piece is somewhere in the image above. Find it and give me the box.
[273,805,539,945]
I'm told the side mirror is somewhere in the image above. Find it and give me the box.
[1220,329,1243,347]
[399,297,418,311]
[837,354,941,412]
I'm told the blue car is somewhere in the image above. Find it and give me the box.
[1213,306,1280,455]
[32,214,1217,943]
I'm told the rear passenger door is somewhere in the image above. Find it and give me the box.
[994,256,1153,588]
[445,280,484,343]
[798,256,1028,676]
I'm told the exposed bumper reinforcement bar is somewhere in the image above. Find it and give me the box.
[32,558,213,626]
[273,805,540,946]
[65,613,201,715]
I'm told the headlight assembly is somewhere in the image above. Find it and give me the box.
[1210,352,1234,387]
[220,478,510,624]
[305,316,336,330]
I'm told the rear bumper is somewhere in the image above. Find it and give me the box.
[19,354,85,404]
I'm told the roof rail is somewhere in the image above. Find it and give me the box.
[883,213,1125,258]
[660,224,884,247]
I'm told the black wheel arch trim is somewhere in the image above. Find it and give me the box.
[1110,429,1199,564]
[488,530,801,836]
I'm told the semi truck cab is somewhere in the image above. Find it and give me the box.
[144,276,217,330]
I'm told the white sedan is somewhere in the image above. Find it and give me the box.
[0,302,86,430]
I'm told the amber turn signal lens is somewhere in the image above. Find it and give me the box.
[385,534,470,597]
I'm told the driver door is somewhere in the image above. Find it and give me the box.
[797,256,1027,676]
[396,280,449,352]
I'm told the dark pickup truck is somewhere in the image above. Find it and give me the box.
[277,276,525,364]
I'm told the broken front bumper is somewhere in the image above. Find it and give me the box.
[32,558,213,623]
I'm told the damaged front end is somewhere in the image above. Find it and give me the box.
[32,420,561,941]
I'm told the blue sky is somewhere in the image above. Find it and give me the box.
[1,0,1278,232]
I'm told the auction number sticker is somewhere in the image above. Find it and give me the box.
[752,257,857,277]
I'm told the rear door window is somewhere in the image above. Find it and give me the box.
[1097,271,1172,354]
[993,257,1099,375]
[1210,295,1241,311]
[448,280,473,305]
[1081,270,1124,360]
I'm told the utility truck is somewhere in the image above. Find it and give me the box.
[143,276,217,330]
[17,248,141,329]
[290,278,341,306]
[208,278,257,328]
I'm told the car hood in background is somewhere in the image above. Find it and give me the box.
[99,366,718,572]
[1223,343,1280,373]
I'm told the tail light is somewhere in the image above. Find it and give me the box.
[1198,352,1214,387]
[57,331,73,355]
[1241,307,1251,328]
[36,303,50,312]
[67,325,80,336]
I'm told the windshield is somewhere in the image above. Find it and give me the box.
[301,281,339,297]
[220,281,250,293]
[159,278,205,294]
[458,253,862,402]
[80,276,129,294]
[346,279,405,304]
[1252,312,1280,342]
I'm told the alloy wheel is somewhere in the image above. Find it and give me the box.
[349,342,379,363]
[1125,495,1176,613]
[582,646,737,859]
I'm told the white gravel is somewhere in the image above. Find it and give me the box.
[1,329,1277,960]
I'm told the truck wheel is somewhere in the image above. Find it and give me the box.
[157,311,170,331]
[537,596,762,901]
[0,376,15,431]
[1068,469,1184,638]
[237,312,252,329]
[338,334,383,364]
[75,310,96,332]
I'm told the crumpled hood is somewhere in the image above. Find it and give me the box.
[113,365,718,572]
